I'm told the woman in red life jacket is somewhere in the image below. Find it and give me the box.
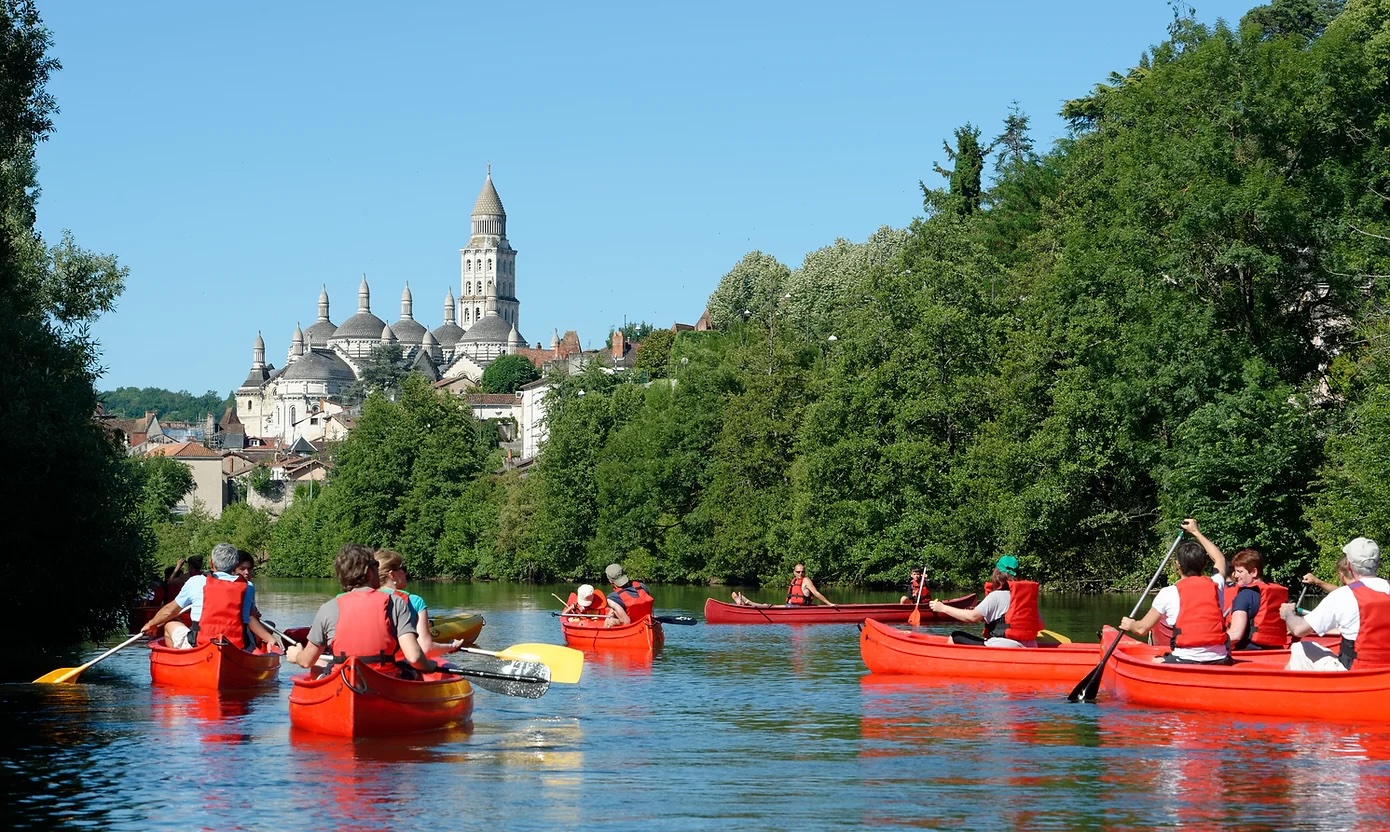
[141,543,279,652]
[563,584,609,617]
[603,562,657,626]
[899,566,931,605]
[1281,537,1390,671]
[1121,518,1231,664]
[730,564,836,608]
[288,544,436,679]
[375,549,466,657]
[1224,548,1289,650]
[930,555,1044,647]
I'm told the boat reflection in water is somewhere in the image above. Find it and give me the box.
[149,687,264,745]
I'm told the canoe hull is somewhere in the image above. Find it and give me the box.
[561,616,664,651]
[429,612,485,646]
[288,659,474,737]
[860,617,1102,681]
[706,593,978,625]
[1106,641,1390,722]
[149,638,282,690]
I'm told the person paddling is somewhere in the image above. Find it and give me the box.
[1120,518,1231,664]
[375,549,467,656]
[731,563,835,608]
[1224,548,1289,651]
[604,563,656,627]
[141,543,279,653]
[1280,537,1390,671]
[288,543,437,679]
[562,583,609,617]
[930,555,1043,647]
[900,566,931,605]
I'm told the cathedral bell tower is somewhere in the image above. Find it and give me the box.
[459,166,519,333]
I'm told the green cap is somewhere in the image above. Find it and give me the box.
[995,555,1019,576]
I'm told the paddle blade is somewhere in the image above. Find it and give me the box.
[33,667,82,684]
[654,615,698,625]
[495,643,583,684]
[907,607,922,627]
[443,658,550,698]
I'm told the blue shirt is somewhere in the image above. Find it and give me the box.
[174,572,256,623]
[1230,585,1261,650]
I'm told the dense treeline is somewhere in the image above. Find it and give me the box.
[100,386,233,423]
[191,1,1390,594]
[0,0,152,649]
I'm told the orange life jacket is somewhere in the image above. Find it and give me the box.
[983,580,1043,643]
[568,591,609,615]
[1349,582,1390,671]
[190,573,248,649]
[610,580,655,621]
[787,576,812,606]
[331,589,399,667]
[1228,581,1289,649]
[983,581,996,596]
[1171,576,1227,650]
[906,577,930,602]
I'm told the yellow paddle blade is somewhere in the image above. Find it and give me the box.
[32,666,83,684]
[1038,629,1073,645]
[497,643,584,684]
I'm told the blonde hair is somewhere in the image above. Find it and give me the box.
[374,549,405,588]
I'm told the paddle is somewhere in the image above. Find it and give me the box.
[1293,582,1311,615]
[1038,629,1073,645]
[1067,530,1184,703]
[907,566,927,627]
[439,658,550,698]
[458,643,583,684]
[551,612,698,626]
[34,632,147,684]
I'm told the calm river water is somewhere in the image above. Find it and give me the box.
[5,581,1389,831]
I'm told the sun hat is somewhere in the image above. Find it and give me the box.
[577,584,595,604]
[1343,537,1381,575]
[605,563,629,585]
[994,555,1019,576]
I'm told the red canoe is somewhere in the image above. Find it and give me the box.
[561,615,664,651]
[1104,640,1390,722]
[288,658,475,737]
[148,637,282,690]
[860,617,1103,681]
[705,593,978,625]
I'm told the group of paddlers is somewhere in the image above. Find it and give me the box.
[560,563,656,625]
[141,542,471,679]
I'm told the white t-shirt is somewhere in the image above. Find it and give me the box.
[1303,577,1390,641]
[1151,573,1227,662]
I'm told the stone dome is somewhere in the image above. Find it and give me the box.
[279,348,357,383]
[460,312,516,344]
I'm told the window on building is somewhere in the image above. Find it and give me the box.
[289,407,296,423]
[245,399,251,410]
[466,260,471,272]
[487,259,492,272]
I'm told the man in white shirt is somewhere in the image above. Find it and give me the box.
[1281,537,1389,671]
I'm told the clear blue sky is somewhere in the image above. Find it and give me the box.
[34,0,1258,395]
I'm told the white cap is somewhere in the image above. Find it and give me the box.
[1343,537,1381,575]
[577,584,595,604]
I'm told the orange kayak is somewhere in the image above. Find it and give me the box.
[705,593,978,625]
[859,618,1103,681]
[288,658,474,737]
[148,637,281,690]
[561,615,664,651]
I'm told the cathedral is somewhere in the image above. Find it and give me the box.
[235,170,530,441]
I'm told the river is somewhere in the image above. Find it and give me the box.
[4,581,1388,830]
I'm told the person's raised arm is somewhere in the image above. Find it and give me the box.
[1181,518,1228,578]
[1302,573,1336,594]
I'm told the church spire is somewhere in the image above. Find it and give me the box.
[400,282,414,321]
[317,284,330,322]
[443,287,455,325]
[253,332,265,369]
[358,274,371,313]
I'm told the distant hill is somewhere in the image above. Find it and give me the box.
[100,387,235,423]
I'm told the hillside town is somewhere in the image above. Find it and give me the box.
[103,170,710,518]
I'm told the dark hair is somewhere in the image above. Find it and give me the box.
[1230,548,1263,577]
[1175,540,1209,577]
[988,568,1011,591]
[334,543,378,591]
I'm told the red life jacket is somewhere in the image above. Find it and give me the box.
[568,591,608,615]
[787,577,812,606]
[610,580,655,621]
[1171,576,1227,650]
[331,589,399,667]
[190,573,248,649]
[906,577,930,602]
[1349,582,1390,671]
[983,581,996,596]
[1246,581,1290,648]
[983,580,1043,643]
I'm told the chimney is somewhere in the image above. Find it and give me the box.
[612,330,625,360]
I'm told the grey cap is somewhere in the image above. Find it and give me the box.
[604,563,629,586]
[1343,537,1381,575]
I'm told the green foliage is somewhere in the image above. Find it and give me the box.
[343,342,409,404]
[924,123,991,216]
[0,1,152,647]
[151,502,274,571]
[480,353,540,393]
[633,328,675,378]
[247,464,279,498]
[99,386,232,422]
[605,320,655,348]
[705,251,792,330]
[127,454,195,525]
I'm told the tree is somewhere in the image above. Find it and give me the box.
[480,353,540,393]
[923,123,991,216]
[0,1,150,647]
[343,343,408,403]
[704,251,792,330]
[633,328,675,379]
[127,454,195,526]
